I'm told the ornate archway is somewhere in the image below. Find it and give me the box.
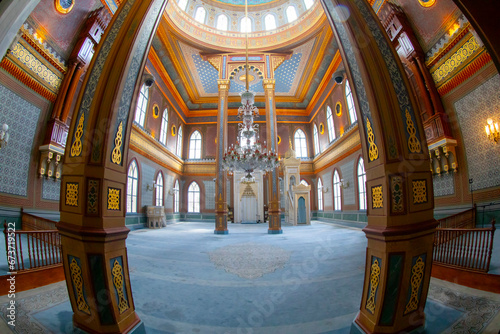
[58,0,436,333]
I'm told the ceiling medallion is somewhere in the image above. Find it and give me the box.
[418,0,436,8]
[55,0,75,14]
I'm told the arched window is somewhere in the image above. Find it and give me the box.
[313,123,320,155]
[178,0,188,11]
[188,182,200,213]
[294,129,307,158]
[126,161,138,213]
[134,84,148,127]
[159,109,168,145]
[317,178,323,211]
[194,7,206,24]
[240,16,252,33]
[333,170,341,211]
[326,105,335,142]
[357,157,366,210]
[176,125,183,157]
[264,14,276,31]
[300,179,309,186]
[304,0,314,10]
[216,14,229,31]
[173,180,180,213]
[155,172,164,206]
[286,6,298,22]
[189,130,202,159]
[345,79,357,123]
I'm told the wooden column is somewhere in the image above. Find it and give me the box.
[263,79,282,234]
[320,0,437,333]
[214,79,230,234]
[58,0,167,333]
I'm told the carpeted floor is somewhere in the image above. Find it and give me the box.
[0,221,499,333]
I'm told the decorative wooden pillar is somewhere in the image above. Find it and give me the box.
[215,79,230,234]
[263,78,282,234]
[58,0,167,333]
[320,0,437,333]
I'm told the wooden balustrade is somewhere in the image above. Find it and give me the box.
[21,208,57,231]
[433,219,496,272]
[4,223,62,272]
[436,205,476,228]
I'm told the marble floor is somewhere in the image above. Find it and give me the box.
[0,221,499,333]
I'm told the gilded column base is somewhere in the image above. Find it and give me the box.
[58,222,140,334]
[267,209,282,234]
[214,210,228,234]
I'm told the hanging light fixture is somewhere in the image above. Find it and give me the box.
[222,0,280,181]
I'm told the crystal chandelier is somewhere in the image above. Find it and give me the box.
[221,0,280,181]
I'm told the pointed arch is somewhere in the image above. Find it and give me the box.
[317,177,323,211]
[313,123,320,155]
[173,179,180,213]
[127,159,139,213]
[294,128,307,158]
[188,181,200,213]
[333,169,341,211]
[189,130,202,159]
[176,125,183,157]
[356,156,366,210]
[326,105,335,142]
[155,171,164,206]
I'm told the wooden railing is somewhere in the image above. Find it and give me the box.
[4,223,62,272]
[21,209,57,231]
[433,220,496,272]
[436,206,476,229]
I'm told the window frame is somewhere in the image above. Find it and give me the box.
[286,5,298,22]
[216,14,229,31]
[294,129,308,158]
[176,125,183,157]
[194,6,207,24]
[333,170,341,211]
[357,157,367,210]
[189,130,202,159]
[134,84,148,127]
[174,179,180,213]
[126,160,139,213]
[326,105,335,142]
[264,13,277,31]
[345,79,357,124]
[159,109,168,145]
[155,172,164,206]
[313,123,320,155]
[317,178,324,211]
[240,16,252,33]
[188,182,200,213]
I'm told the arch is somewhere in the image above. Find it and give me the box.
[264,13,277,31]
[159,108,168,144]
[356,156,366,210]
[58,0,436,332]
[326,105,335,142]
[173,179,180,213]
[228,64,264,80]
[317,177,323,211]
[188,181,200,213]
[176,124,183,157]
[286,5,298,23]
[333,169,342,211]
[313,123,320,155]
[126,159,139,213]
[294,128,307,158]
[240,16,252,33]
[155,171,164,206]
[134,83,148,127]
[189,130,202,159]
[194,6,206,24]
[216,13,229,31]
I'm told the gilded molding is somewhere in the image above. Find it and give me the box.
[372,186,383,209]
[20,24,67,73]
[366,258,381,314]
[405,257,425,314]
[87,179,99,215]
[112,259,129,314]
[217,79,231,91]
[111,121,123,165]
[366,118,379,161]
[69,258,91,315]
[412,180,427,204]
[70,113,84,157]
[405,109,422,154]
[263,78,276,90]
[65,183,79,207]
[107,188,121,211]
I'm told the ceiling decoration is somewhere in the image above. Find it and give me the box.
[212,0,281,5]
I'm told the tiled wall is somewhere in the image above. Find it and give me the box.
[454,74,500,191]
[0,84,41,197]
[433,173,455,197]
[340,160,355,205]
[141,162,155,207]
[42,179,61,201]
[204,180,215,210]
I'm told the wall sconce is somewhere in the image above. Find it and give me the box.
[168,187,178,196]
[0,123,9,149]
[322,186,329,193]
[485,118,499,143]
[340,179,350,189]
[146,181,156,191]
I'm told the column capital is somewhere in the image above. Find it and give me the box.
[217,79,231,91]
[263,78,276,90]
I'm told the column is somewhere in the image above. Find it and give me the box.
[214,79,230,234]
[263,79,282,234]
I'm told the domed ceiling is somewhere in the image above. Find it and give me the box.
[149,0,341,121]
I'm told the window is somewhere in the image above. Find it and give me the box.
[317,178,323,211]
[194,7,206,24]
[134,84,148,127]
[159,109,168,145]
[313,124,320,155]
[216,14,229,31]
[188,182,200,213]
[174,180,179,213]
[286,6,298,22]
[155,172,164,206]
[176,126,183,157]
[345,79,357,123]
[357,158,366,210]
[304,0,314,10]
[189,130,202,159]
[264,14,276,31]
[241,17,252,33]
[300,179,309,186]
[126,161,138,213]
[326,105,335,142]
[178,0,188,11]
[294,129,307,158]
[333,170,341,211]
